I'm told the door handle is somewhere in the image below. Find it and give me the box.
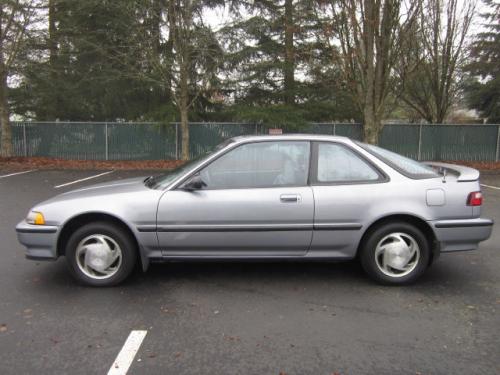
[280,194,301,203]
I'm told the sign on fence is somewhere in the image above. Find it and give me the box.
[268,128,283,135]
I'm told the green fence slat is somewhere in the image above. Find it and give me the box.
[108,123,176,160]
[189,123,257,158]
[379,124,420,159]
[3,122,106,160]
[1,121,498,162]
[421,124,498,161]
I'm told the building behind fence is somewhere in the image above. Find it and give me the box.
[1,121,499,162]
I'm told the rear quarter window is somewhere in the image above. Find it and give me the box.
[317,143,380,182]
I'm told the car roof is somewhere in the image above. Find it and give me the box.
[230,134,353,144]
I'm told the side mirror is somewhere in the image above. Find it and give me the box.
[182,174,207,191]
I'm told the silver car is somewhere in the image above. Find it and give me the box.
[16,135,493,286]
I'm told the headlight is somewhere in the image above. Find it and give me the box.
[26,211,45,225]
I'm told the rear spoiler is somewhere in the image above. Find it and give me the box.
[424,162,479,182]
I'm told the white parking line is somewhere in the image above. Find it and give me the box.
[107,330,147,375]
[481,184,500,191]
[54,170,114,189]
[0,170,36,179]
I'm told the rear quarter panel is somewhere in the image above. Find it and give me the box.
[310,174,476,258]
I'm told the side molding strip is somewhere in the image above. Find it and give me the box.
[313,223,362,230]
[16,227,57,234]
[136,226,157,232]
[156,224,312,232]
[138,223,363,232]
[434,222,494,229]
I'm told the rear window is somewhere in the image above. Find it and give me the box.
[357,142,439,179]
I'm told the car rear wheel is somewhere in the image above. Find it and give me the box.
[65,222,137,286]
[360,222,430,285]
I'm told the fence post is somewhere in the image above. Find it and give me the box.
[23,122,27,157]
[333,123,336,136]
[417,124,423,161]
[105,122,109,161]
[496,124,500,162]
[175,123,179,160]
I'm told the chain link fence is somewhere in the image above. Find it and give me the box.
[1,121,499,161]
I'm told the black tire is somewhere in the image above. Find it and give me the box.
[65,221,137,287]
[360,222,430,285]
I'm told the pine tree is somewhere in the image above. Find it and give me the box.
[1,0,40,156]
[464,0,500,123]
[13,0,160,121]
[220,0,359,126]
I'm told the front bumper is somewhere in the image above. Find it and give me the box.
[430,218,494,252]
[16,220,59,260]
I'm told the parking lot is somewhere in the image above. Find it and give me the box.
[0,169,499,375]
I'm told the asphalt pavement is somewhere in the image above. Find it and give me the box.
[0,169,499,375]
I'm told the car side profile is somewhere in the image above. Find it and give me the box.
[16,135,493,286]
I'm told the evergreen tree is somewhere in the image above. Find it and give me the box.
[464,0,500,123]
[219,0,359,126]
[1,0,41,156]
[13,0,161,121]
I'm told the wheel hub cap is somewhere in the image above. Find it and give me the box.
[383,241,412,270]
[84,243,115,273]
[75,234,122,280]
[375,232,420,277]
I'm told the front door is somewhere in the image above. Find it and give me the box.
[156,140,313,256]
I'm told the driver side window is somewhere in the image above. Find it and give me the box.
[199,141,310,189]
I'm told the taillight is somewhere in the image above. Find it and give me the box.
[467,191,483,206]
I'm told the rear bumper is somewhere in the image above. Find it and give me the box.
[430,218,494,252]
[16,220,59,260]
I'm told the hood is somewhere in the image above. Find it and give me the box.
[66,176,147,192]
[41,176,150,204]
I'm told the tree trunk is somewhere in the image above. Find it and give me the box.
[180,105,189,161]
[435,105,446,124]
[164,0,175,103]
[179,64,189,161]
[0,4,12,157]
[283,0,295,105]
[151,0,168,107]
[152,0,162,59]
[48,0,57,67]
[363,107,380,144]
[47,0,58,120]
[363,105,382,144]
[362,0,379,144]
[0,70,13,157]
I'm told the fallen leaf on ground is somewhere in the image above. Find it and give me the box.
[0,157,184,171]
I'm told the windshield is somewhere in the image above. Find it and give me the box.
[145,139,235,189]
[357,142,439,179]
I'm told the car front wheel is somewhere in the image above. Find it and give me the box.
[65,222,137,287]
[360,222,430,285]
